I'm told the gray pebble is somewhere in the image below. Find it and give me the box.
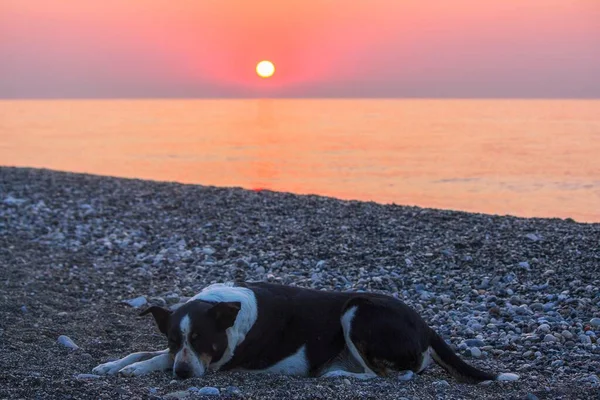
[465,339,485,347]
[561,330,573,340]
[190,386,220,396]
[550,360,564,367]
[223,386,243,395]
[530,303,544,312]
[202,247,215,255]
[580,335,592,345]
[122,296,147,308]
[518,261,531,271]
[57,335,79,350]
[543,334,558,343]
[469,347,482,358]
[537,324,550,334]
[526,394,539,400]
[433,380,450,388]
[398,370,414,381]
[590,318,600,327]
[74,374,101,380]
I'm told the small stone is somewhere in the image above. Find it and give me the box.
[398,370,414,381]
[20,305,28,313]
[530,303,543,312]
[190,386,220,396]
[550,360,564,367]
[469,347,482,358]
[561,330,573,340]
[75,374,101,380]
[433,380,450,388]
[57,312,68,317]
[202,247,216,255]
[255,266,266,275]
[165,293,180,304]
[3,196,26,205]
[148,387,158,394]
[581,374,600,384]
[590,318,600,327]
[123,296,147,308]
[57,335,79,350]
[518,261,531,271]
[537,324,551,334]
[525,233,541,242]
[580,335,592,345]
[526,394,539,400]
[316,260,327,269]
[164,390,189,399]
[223,386,242,395]
[543,334,558,343]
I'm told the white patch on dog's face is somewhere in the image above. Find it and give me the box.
[173,315,208,378]
[190,283,258,370]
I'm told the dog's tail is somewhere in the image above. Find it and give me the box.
[428,329,519,383]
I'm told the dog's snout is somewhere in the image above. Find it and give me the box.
[174,363,193,379]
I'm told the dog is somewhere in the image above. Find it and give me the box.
[92,282,519,383]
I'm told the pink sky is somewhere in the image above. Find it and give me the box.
[1,0,599,98]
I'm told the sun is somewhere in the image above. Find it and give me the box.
[256,60,275,78]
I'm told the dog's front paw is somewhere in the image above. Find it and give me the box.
[92,361,123,375]
[118,363,152,377]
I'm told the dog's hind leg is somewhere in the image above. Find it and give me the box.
[321,304,379,380]
[93,349,170,375]
[322,296,433,381]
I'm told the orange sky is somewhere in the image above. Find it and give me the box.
[1,0,599,98]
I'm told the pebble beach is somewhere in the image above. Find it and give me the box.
[1,167,599,399]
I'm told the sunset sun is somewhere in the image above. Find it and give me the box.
[256,60,275,78]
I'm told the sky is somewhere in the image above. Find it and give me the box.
[1,0,599,98]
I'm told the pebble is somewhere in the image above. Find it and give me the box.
[465,338,485,347]
[469,347,482,358]
[518,261,531,271]
[580,335,592,345]
[398,371,414,381]
[189,386,220,396]
[590,318,600,327]
[537,324,550,334]
[74,374,101,380]
[57,335,79,350]
[561,330,573,340]
[432,380,450,388]
[543,334,558,343]
[122,296,148,308]
[223,386,243,396]
[526,394,539,400]
[20,305,28,313]
[342,379,351,386]
[550,360,564,367]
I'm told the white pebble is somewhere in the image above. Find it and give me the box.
[57,335,79,350]
[122,296,147,308]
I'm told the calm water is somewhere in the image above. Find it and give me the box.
[1,99,599,222]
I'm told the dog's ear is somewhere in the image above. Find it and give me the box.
[208,302,241,331]
[139,306,172,335]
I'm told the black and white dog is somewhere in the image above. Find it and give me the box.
[93,282,519,383]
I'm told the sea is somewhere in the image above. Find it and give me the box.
[1,99,599,222]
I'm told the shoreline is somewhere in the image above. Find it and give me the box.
[1,167,599,399]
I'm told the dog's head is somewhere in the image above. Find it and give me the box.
[140,300,241,379]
